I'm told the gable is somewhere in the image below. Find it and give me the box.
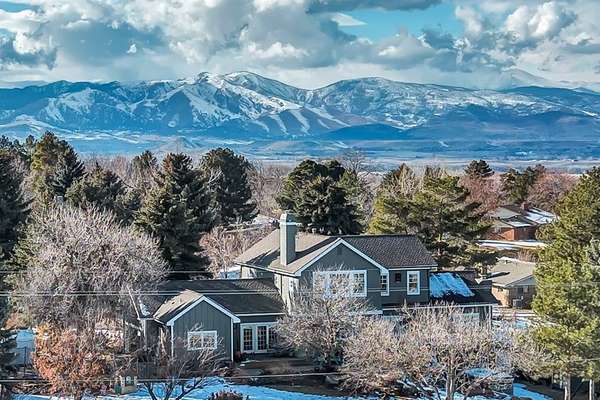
[164,296,241,326]
[295,239,387,276]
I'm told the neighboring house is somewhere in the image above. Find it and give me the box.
[139,212,497,362]
[485,204,556,242]
[489,258,536,308]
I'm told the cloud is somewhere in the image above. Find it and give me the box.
[505,2,575,47]
[0,0,597,89]
[330,13,366,27]
[307,0,441,13]
[0,32,56,69]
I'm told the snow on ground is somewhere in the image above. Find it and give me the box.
[14,379,361,400]
[513,383,552,400]
[12,380,552,400]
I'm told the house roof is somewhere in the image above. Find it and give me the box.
[234,230,437,274]
[428,272,498,305]
[489,205,556,228]
[489,258,536,287]
[150,278,286,324]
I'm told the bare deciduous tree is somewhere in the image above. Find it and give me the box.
[526,172,578,212]
[276,272,371,370]
[248,162,290,217]
[33,324,114,400]
[200,225,273,278]
[141,337,221,400]
[342,306,547,400]
[460,175,502,213]
[12,204,167,328]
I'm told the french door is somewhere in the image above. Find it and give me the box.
[240,323,276,354]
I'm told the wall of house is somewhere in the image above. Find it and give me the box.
[492,285,536,308]
[171,301,233,360]
[385,269,431,306]
[297,243,383,310]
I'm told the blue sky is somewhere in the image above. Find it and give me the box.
[0,0,598,90]
[344,4,463,40]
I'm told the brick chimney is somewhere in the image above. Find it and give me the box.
[280,211,297,266]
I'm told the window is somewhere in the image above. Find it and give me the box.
[407,271,420,295]
[314,270,367,298]
[243,327,253,351]
[187,330,217,351]
[380,272,389,296]
[394,272,402,283]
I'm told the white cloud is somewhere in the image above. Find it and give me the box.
[330,12,366,27]
[0,0,597,88]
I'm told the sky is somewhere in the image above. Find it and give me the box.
[0,0,598,89]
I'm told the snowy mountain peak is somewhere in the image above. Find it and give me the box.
[0,71,599,141]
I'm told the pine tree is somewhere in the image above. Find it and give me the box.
[66,163,125,209]
[132,150,158,189]
[30,131,72,204]
[533,168,600,399]
[369,164,418,234]
[0,150,29,263]
[464,160,494,179]
[501,165,545,204]
[277,160,363,235]
[200,148,257,225]
[297,175,363,235]
[135,153,215,278]
[51,147,85,198]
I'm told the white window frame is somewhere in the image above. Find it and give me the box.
[313,270,367,298]
[187,330,218,351]
[407,271,421,295]
[380,271,389,296]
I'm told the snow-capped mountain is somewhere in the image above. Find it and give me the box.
[0,71,599,145]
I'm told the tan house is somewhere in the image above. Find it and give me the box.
[489,258,536,308]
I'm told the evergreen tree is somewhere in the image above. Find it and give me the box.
[30,131,72,204]
[66,163,126,211]
[200,148,257,225]
[0,150,29,264]
[409,172,495,270]
[533,168,600,399]
[298,175,363,235]
[135,153,215,278]
[369,164,417,234]
[0,135,29,165]
[51,147,85,198]
[464,160,494,179]
[277,160,363,235]
[501,165,545,204]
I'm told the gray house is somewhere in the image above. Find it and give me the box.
[236,212,497,319]
[140,212,497,362]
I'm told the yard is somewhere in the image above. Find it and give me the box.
[12,379,553,400]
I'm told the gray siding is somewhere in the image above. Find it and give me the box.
[172,301,233,360]
[384,269,431,306]
[241,266,274,279]
[298,243,383,310]
[238,315,281,324]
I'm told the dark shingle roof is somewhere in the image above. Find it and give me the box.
[150,279,285,324]
[341,235,437,268]
[235,230,437,273]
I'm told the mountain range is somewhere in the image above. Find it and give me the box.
[1,71,599,162]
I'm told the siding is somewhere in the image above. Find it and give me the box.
[172,301,233,360]
[298,243,383,310]
[384,269,430,306]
